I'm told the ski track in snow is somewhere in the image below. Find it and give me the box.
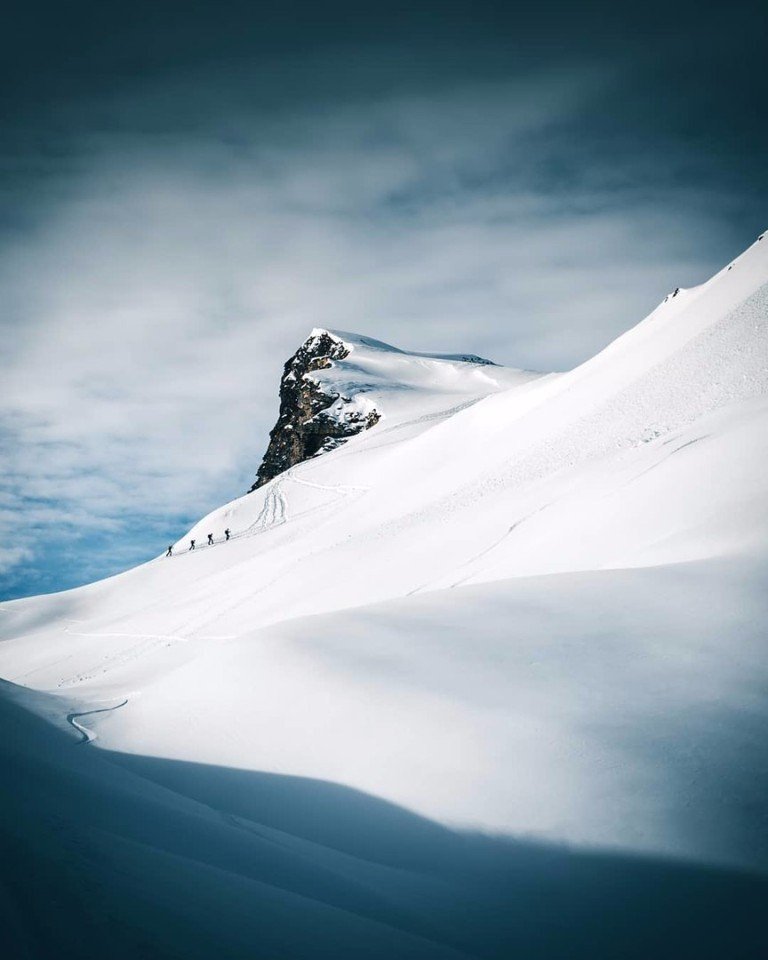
[288,473,369,494]
[252,476,289,530]
[444,432,717,589]
[247,470,371,534]
[162,468,375,640]
[66,698,128,745]
[163,470,371,565]
[56,632,191,688]
[614,434,711,489]
[405,502,557,595]
[140,468,370,644]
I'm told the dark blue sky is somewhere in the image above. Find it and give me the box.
[1,0,766,599]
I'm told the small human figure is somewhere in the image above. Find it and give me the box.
[672,287,680,297]
[166,545,173,557]
[189,539,196,551]
[224,528,231,541]
[207,533,214,546]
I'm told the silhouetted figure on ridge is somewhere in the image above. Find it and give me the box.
[224,528,231,541]
[207,533,214,546]
[166,545,173,557]
[189,539,196,551]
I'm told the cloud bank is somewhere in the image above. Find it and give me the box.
[1,2,766,597]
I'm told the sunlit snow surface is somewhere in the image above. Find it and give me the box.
[2,234,768,958]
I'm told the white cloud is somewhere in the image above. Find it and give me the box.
[0,545,34,577]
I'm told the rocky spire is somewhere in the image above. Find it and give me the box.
[249,330,380,491]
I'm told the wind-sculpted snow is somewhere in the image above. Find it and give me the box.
[1,232,768,958]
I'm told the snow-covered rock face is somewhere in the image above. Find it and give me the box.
[249,330,381,490]
[249,327,518,490]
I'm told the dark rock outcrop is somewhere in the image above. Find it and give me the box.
[249,331,380,491]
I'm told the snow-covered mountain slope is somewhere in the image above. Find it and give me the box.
[4,232,765,642]
[1,232,768,957]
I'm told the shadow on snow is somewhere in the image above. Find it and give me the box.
[1,686,765,960]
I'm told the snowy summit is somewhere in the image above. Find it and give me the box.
[250,326,537,489]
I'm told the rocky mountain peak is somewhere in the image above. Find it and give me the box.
[249,330,381,491]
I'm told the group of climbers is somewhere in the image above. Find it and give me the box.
[165,528,231,557]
